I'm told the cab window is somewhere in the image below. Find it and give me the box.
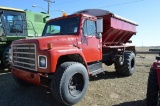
[0,17,4,36]
[83,20,96,36]
[3,11,26,35]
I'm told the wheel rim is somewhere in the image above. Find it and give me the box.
[68,73,84,97]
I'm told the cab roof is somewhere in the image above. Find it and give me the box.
[0,6,24,12]
[48,13,96,23]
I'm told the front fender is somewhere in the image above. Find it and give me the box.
[49,46,87,73]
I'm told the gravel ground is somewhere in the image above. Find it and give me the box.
[0,54,157,106]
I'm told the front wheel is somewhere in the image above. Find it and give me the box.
[51,62,89,106]
[146,68,159,106]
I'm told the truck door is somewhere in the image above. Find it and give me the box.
[82,19,102,63]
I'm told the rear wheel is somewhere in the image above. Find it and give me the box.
[146,68,159,106]
[115,52,136,76]
[51,62,89,106]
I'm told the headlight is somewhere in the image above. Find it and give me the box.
[39,56,47,68]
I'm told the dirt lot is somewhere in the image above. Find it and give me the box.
[0,53,158,106]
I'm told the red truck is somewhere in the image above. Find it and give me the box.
[10,9,138,105]
[146,55,160,106]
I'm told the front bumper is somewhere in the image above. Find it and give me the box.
[11,67,50,87]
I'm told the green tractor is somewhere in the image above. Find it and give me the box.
[0,6,49,69]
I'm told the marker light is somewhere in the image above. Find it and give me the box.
[47,43,53,49]
[62,12,67,17]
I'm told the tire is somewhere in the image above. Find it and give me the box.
[2,46,10,68]
[0,55,5,70]
[13,75,32,87]
[104,60,113,66]
[115,52,136,76]
[146,68,159,106]
[51,62,89,106]
[103,53,114,66]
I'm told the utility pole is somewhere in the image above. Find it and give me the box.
[44,0,55,14]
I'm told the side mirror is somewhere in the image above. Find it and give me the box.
[96,18,103,39]
[96,33,102,39]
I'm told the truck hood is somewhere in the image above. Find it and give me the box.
[12,35,78,50]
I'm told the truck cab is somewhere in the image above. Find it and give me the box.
[42,13,102,62]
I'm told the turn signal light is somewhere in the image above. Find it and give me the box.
[47,43,53,49]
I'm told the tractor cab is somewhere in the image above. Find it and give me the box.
[0,6,50,42]
[0,6,49,69]
[0,7,27,41]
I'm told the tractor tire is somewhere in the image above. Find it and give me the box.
[13,75,32,87]
[146,68,159,106]
[2,46,10,68]
[51,62,89,106]
[115,52,136,76]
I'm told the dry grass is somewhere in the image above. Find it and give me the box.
[136,46,160,52]
[75,54,157,106]
[0,52,158,106]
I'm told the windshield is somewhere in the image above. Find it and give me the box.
[42,17,80,36]
[2,10,27,36]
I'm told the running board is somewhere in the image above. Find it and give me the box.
[90,68,106,76]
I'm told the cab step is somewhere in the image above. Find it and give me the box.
[88,62,106,76]
[90,68,106,76]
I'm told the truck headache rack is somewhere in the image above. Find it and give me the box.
[12,44,37,71]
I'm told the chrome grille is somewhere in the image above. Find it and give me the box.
[12,44,37,71]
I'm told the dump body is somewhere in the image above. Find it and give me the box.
[101,13,137,46]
